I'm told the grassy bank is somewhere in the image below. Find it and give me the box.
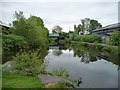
[2,74,43,88]
[71,41,118,54]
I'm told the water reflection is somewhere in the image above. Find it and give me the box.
[52,50,63,56]
[72,44,119,66]
[45,45,118,88]
[2,47,48,64]
[47,45,119,65]
[73,49,98,64]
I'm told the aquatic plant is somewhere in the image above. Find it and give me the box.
[51,67,69,78]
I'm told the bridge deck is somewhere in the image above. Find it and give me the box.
[49,33,60,37]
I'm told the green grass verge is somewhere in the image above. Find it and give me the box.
[2,74,43,88]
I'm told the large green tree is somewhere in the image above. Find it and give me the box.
[11,11,48,48]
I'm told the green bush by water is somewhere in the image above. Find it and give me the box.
[11,50,44,76]
[73,34,102,43]
[110,31,120,46]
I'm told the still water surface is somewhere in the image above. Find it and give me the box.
[45,46,118,88]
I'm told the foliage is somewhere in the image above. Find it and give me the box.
[71,42,119,66]
[2,34,27,51]
[74,24,84,34]
[74,18,102,34]
[11,11,48,48]
[11,50,44,76]
[14,11,24,21]
[49,38,58,45]
[110,31,120,46]
[2,74,43,88]
[73,34,102,43]
[89,19,102,31]
[52,25,63,33]
[61,32,68,38]
[51,67,69,78]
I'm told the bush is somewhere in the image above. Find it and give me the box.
[2,34,27,51]
[110,31,120,46]
[74,34,102,43]
[11,50,44,76]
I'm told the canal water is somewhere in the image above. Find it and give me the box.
[45,45,118,88]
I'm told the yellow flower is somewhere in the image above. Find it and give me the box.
[46,83,56,88]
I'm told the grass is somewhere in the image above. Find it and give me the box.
[2,74,44,88]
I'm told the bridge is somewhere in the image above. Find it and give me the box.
[91,23,120,35]
[49,33,60,38]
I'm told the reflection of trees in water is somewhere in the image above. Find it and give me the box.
[3,47,48,64]
[72,45,119,66]
[73,48,97,64]
[52,49,63,56]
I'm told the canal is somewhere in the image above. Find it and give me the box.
[45,45,118,88]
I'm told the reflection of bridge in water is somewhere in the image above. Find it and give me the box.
[49,46,59,49]
[48,45,67,50]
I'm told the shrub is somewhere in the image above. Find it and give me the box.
[74,34,102,43]
[110,31,120,46]
[11,50,44,76]
[2,34,27,51]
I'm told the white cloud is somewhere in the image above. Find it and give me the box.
[1,1,118,32]
[1,0,119,2]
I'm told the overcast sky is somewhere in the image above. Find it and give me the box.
[1,0,119,32]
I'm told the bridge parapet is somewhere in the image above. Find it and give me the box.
[49,33,60,38]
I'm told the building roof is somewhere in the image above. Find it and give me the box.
[92,23,120,32]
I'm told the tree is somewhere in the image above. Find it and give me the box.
[74,24,84,35]
[74,18,102,35]
[81,18,90,31]
[52,25,62,33]
[14,11,24,21]
[11,11,48,48]
[89,19,102,33]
